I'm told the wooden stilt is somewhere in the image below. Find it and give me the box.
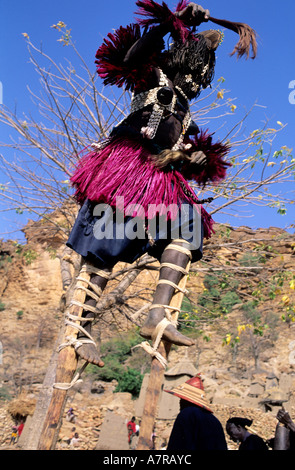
[36,255,151,450]
[136,260,191,450]
[37,265,91,450]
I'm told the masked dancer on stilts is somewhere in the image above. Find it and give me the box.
[66,1,257,367]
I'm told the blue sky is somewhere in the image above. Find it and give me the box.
[0,0,294,241]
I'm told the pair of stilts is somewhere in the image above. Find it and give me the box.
[62,238,194,371]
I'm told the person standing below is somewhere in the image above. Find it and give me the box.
[70,432,80,449]
[17,420,24,439]
[165,375,227,451]
[127,416,137,447]
[10,426,18,445]
[274,408,295,450]
[135,420,141,437]
[66,407,76,423]
[226,417,268,450]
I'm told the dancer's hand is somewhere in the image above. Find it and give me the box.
[190,150,207,166]
[175,3,210,26]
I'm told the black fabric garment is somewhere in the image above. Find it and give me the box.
[289,431,295,450]
[67,198,203,267]
[167,406,227,451]
[239,434,268,451]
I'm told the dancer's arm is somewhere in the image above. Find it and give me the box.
[124,2,210,65]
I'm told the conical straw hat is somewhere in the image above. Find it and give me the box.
[164,375,212,413]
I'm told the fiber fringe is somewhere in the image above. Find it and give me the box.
[70,137,219,239]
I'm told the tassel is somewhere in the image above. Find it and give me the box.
[209,17,257,59]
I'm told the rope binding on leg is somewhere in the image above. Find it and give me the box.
[53,263,110,390]
[138,241,191,366]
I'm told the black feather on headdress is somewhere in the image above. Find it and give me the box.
[163,34,216,98]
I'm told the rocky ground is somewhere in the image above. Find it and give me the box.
[0,387,286,451]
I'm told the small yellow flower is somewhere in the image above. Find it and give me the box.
[281,145,292,152]
[217,91,224,99]
[237,325,246,336]
[250,129,260,138]
[290,280,295,290]
[225,334,231,345]
[22,33,29,39]
[230,104,237,112]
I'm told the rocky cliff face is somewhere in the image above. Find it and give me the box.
[0,221,294,449]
